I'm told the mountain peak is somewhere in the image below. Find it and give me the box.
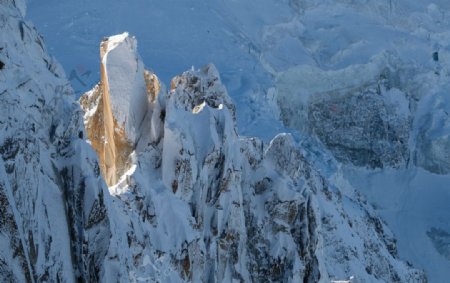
[81,32,152,186]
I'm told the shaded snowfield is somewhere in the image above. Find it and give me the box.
[26,0,450,281]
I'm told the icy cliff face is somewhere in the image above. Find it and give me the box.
[0,1,110,282]
[81,33,425,282]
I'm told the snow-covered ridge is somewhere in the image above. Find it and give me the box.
[0,1,110,281]
[80,33,426,282]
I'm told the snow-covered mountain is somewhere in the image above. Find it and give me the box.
[79,32,425,282]
[0,1,110,281]
[0,1,427,280]
[1,0,449,282]
[74,30,425,282]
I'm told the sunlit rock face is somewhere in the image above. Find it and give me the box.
[80,33,161,186]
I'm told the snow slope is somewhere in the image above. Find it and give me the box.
[343,167,450,283]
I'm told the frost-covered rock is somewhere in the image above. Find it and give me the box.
[414,87,450,174]
[0,1,110,282]
[276,52,450,175]
[266,1,450,176]
[277,58,412,169]
[308,87,411,169]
